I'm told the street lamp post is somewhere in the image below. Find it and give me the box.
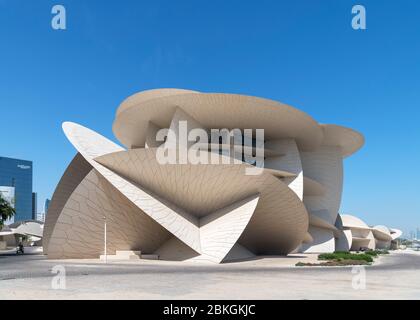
[104,216,107,264]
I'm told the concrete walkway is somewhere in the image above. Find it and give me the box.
[0,250,419,299]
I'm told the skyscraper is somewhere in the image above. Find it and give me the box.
[32,192,37,220]
[0,156,33,222]
[44,198,51,215]
[37,198,51,222]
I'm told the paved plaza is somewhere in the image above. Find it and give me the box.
[0,250,419,299]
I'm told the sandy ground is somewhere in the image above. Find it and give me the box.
[0,250,419,299]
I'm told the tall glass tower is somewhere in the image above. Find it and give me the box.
[0,156,33,222]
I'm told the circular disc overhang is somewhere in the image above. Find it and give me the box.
[321,124,364,158]
[113,89,324,151]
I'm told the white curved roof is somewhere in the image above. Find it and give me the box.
[372,225,392,241]
[373,225,390,234]
[1,220,44,238]
[390,228,403,240]
[340,214,370,229]
[115,90,308,149]
[116,88,199,116]
[341,215,400,243]
[113,89,364,158]
[321,124,365,158]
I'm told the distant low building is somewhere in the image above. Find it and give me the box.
[37,212,45,222]
[340,214,402,250]
[35,198,51,223]
[0,157,33,222]
[0,220,44,248]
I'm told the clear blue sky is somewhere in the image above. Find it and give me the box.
[0,0,419,236]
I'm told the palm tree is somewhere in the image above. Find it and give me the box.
[0,193,15,228]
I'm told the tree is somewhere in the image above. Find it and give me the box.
[0,193,15,228]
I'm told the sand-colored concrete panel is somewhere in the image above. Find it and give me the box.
[199,194,260,263]
[154,236,200,261]
[301,146,343,226]
[47,170,172,259]
[144,121,163,148]
[300,146,343,253]
[95,148,309,255]
[113,91,324,151]
[165,107,209,150]
[116,88,199,116]
[264,139,303,200]
[300,226,335,253]
[43,153,93,252]
[62,122,202,253]
[45,89,371,262]
[321,124,364,158]
[335,229,353,252]
[341,214,376,250]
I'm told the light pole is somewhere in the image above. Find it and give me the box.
[104,216,107,264]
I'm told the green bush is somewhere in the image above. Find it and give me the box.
[318,252,373,263]
[350,254,373,262]
[317,253,338,260]
[365,249,389,256]
[365,250,378,256]
[296,259,370,267]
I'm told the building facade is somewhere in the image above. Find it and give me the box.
[44,198,51,215]
[0,157,33,222]
[32,192,37,220]
[44,89,400,262]
[340,214,402,251]
[36,198,51,222]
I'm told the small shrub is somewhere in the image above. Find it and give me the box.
[296,259,370,267]
[350,254,373,262]
[365,249,389,256]
[365,250,378,256]
[318,253,338,260]
[318,252,373,263]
